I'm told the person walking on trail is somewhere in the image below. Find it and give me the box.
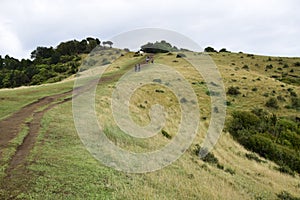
[146,56,150,63]
[134,64,138,72]
[138,64,141,72]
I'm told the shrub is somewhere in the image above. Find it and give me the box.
[277,191,300,200]
[276,165,295,176]
[201,152,219,165]
[204,46,217,52]
[277,95,286,101]
[242,65,249,71]
[161,130,171,139]
[252,87,258,92]
[176,53,186,58]
[265,97,279,109]
[245,153,265,163]
[290,97,300,110]
[227,110,300,174]
[227,86,241,96]
[294,62,300,67]
[225,168,235,175]
[219,48,229,53]
[265,64,273,70]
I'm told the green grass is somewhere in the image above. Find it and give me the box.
[0,122,30,179]
[1,51,300,199]
[0,80,74,120]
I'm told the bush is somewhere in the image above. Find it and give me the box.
[290,97,300,110]
[276,165,295,176]
[225,168,235,175]
[265,64,273,70]
[219,48,229,53]
[265,97,279,109]
[227,110,300,174]
[294,62,300,67]
[204,46,217,52]
[252,87,258,92]
[201,152,219,165]
[227,86,241,96]
[245,153,265,163]
[277,191,300,200]
[176,53,186,58]
[242,65,249,71]
[161,130,171,139]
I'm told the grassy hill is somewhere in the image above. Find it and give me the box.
[0,49,299,199]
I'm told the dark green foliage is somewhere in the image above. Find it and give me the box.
[286,97,300,111]
[204,46,217,52]
[155,89,164,93]
[277,95,286,101]
[201,152,219,165]
[206,90,220,96]
[277,191,300,200]
[103,41,113,48]
[224,168,235,175]
[265,64,273,70]
[153,79,162,83]
[161,130,171,139]
[245,153,265,163]
[176,53,186,58]
[0,37,102,88]
[276,165,295,176]
[227,86,241,96]
[294,62,300,67]
[180,97,188,103]
[141,40,178,53]
[242,65,249,70]
[219,48,229,53]
[227,109,300,174]
[265,97,279,109]
[252,87,258,92]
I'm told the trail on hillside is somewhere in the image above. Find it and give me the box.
[0,91,72,175]
[0,55,145,178]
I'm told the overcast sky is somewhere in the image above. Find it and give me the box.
[0,0,299,59]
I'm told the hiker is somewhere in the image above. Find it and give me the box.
[134,64,138,72]
[138,64,141,72]
[146,56,150,63]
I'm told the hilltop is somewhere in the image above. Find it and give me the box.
[0,42,299,199]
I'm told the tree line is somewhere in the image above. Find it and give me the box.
[0,37,113,88]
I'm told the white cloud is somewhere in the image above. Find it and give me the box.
[0,0,299,58]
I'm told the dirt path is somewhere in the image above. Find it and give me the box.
[0,91,72,157]
[4,97,72,176]
[0,55,145,180]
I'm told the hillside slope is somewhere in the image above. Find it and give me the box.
[0,50,299,199]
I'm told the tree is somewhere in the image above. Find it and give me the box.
[204,46,217,52]
[140,40,178,53]
[103,41,113,48]
[56,40,79,56]
[219,48,229,53]
[31,46,54,60]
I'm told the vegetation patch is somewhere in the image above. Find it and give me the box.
[227,109,300,174]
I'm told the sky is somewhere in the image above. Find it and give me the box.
[0,0,299,59]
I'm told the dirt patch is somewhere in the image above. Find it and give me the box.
[4,97,71,177]
[0,91,72,157]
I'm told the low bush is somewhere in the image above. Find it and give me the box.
[227,109,300,174]
[277,191,300,200]
[265,97,279,109]
[227,86,241,96]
